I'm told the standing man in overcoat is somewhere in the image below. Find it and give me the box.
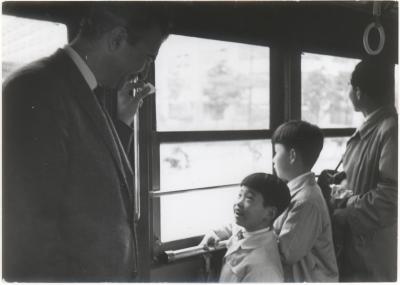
[331,59,397,281]
[3,4,168,281]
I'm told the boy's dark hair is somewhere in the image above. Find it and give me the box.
[272,120,324,170]
[79,3,170,44]
[241,173,291,217]
[351,58,394,106]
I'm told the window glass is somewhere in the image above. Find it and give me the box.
[160,185,238,242]
[313,137,348,174]
[395,65,398,110]
[160,140,272,191]
[302,53,364,128]
[2,15,67,80]
[155,35,270,131]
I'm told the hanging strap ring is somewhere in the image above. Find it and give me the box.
[363,21,385,55]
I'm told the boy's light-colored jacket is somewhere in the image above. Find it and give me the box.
[273,172,339,282]
[215,225,284,282]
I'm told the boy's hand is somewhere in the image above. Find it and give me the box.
[199,231,221,249]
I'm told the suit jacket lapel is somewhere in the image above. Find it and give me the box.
[53,50,134,204]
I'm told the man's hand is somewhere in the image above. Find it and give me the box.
[330,182,353,209]
[117,79,155,126]
[199,231,221,249]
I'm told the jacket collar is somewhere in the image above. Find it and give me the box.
[52,49,133,203]
[357,106,397,140]
[225,226,276,256]
[240,228,274,250]
[287,172,315,198]
[64,45,97,91]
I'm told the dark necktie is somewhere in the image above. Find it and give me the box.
[93,85,131,187]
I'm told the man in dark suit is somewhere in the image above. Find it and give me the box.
[3,4,168,281]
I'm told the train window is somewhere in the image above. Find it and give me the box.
[301,53,363,128]
[154,35,271,243]
[301,53,362,175]
[395,65,398,109]
[160,140,272,191]
[312,137,347,174]
[156,35,270,131]
[160,185,238,242]
[159,140,272,242]
[2,15,67,80]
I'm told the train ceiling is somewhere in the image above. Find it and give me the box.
[3,1,398,61]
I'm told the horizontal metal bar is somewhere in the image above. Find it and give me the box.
[155,128,354,143]
[156,130,272,143]
[321,128,356,137]
[163,240,228,263]
[160,235,203,252]
[150,183,239,198]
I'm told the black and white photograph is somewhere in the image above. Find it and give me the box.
[2,1,398,282]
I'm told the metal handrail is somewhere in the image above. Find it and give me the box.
[133,85,141,222]
[162,240,228,263]
[150,184,239,198]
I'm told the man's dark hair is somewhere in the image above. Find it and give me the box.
[241,173,291,218]
[272,120,324,170]
[79,3,170,44]
[350,58,394,106]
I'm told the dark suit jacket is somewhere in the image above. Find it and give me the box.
[3,49,137,281]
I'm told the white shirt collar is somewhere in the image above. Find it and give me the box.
[242,227,271,239]
[64,45,97,91]
[226,226,274,256]
[287,171,313,191]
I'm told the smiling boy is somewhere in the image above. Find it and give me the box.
[204,173,291,282]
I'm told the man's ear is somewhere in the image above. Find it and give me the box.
[355,87,362,101]
[289,148,296,164]
[108,26,128,52]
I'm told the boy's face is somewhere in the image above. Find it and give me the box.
[273,143,292,181]
[233,185,274,232]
